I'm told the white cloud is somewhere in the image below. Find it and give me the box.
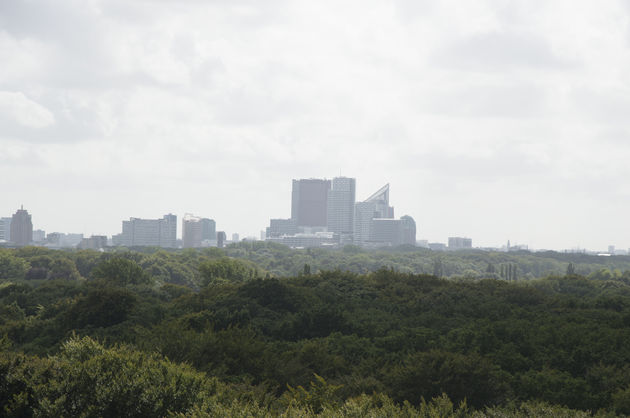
[2,0,630,249]
[0,91,55,129]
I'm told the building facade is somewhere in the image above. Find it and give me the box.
[118,214,177,248]
[368,215,416,247]
[217,231,226,248]
[399,215,416,246]
[266,231,337,248]
[291,178,331,228]
[353,201,377,246]
[0,217,11,241]
[266,218,297,238]
[10,206,33,246]
[353,184,394,246]
[46,233,84,248]
[32,229,46,243]
[364,183,394,219]
[448,237,472,250]
[182,214,203,248]
[201,218,216,241]
[326,177,356,244]
[78,235,107,250]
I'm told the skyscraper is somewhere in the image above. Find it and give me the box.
[364,183,394,219]
[200,218,216,241]
[291,178,331,228]
[182,214,203,248]
[327,177,356,244]
[399,215,417,246]
[0,217,11,241]
[353,184,393,246]
[354,201,377,246]
[217,231,226,248]
[10,206,33,246]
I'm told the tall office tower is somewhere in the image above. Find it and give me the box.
[200,218,216,241]
[119,214,177,248]
[291,178,331,228]
[10,206,33,246]
[364,183,394,218]
[217,231,226,248]
[354,202,377,246]
[399,215,416,246]
[353,184,394,246]
[0,217,10,241]
[232,233,239,242]
[327,177,356,244]
[182,214,203,248]
[160,214,177,248]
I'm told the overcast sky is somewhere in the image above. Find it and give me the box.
[2,0,630,250]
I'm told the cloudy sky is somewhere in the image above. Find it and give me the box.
[2,0,630,250]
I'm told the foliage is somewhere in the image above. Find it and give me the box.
[0,251,29,280]
[91,256,150,286]
[0,336,223,417]
[198,257,262,286]
[4,247,630,415]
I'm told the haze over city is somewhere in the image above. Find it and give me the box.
[2,0,630,250]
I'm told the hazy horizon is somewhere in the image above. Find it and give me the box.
[2,0,630,251]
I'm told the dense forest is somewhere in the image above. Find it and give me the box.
[2,244,630,416]
[221,242,630,279]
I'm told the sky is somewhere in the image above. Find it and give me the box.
[2,0,630,251]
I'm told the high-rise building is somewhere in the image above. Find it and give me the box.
[118,214,177,248]
[217,231,226,248]
[364,183,394,219]
[0,217,11,241]
[200,218,216,241]
[232,233,239,242]
[399,215,416,246]
[353,184,394,246]
[160,214,177,247]
[327,177,356,244]
[354,201,377,246]
[291,178,331,228]
[10,206,33,246]
[182,214,203,248]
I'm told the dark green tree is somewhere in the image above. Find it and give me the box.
[91,257,149,286]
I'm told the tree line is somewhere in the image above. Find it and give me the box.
[2,246,630,415]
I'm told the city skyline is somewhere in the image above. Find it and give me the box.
[2,1,630,250]
[1,172,628,252]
